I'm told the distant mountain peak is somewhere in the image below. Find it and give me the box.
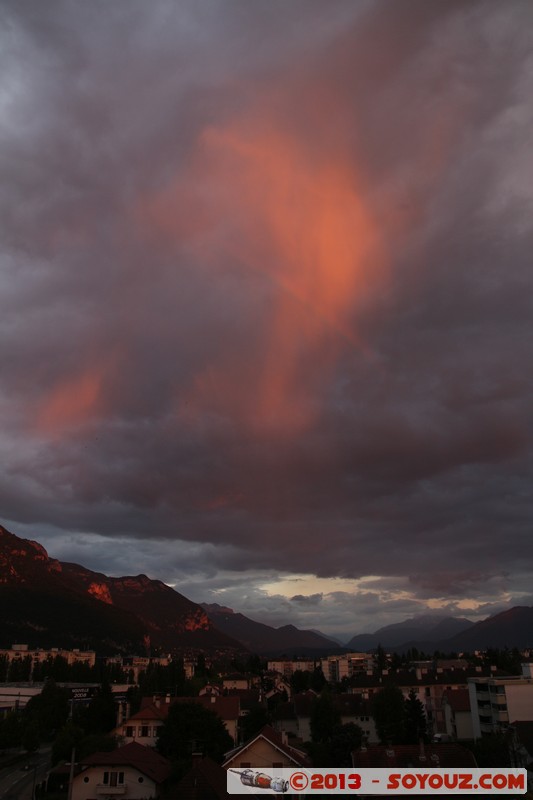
[201,602,235,614]
[345,614,475,650]
[203,604,341,655]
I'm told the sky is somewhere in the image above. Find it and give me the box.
[1,0,532,641]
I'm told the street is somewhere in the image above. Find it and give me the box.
[0,749,51,800]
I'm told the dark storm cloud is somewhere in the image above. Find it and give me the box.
[291,594,323,605]
[1,0,532,632]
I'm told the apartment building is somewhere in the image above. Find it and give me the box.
[468,673,533,737]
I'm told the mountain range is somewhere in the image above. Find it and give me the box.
[2,524,533,655]
[345,609,533,653]
[0,525,240,654]
[0,525,343,656]
[201,603,341,656]
[346,614,474,650]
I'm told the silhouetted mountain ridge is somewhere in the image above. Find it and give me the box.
[346,614,474,650]
[201,603,341,655]
[0,525,242,654]
[346,608,533,653]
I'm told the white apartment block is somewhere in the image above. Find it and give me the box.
[468,671,533,738]
[268,660,318,677]
[320,653,374,683]
[0,644,96,669]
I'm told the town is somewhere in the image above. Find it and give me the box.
[1,642,532,797]
[2,0,532,797]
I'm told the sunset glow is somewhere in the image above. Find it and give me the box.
[2,0,532,634]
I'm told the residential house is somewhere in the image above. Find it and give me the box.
[223,724,310,771]
[442,689,474,740]
[273,691,378,744]
[221,673,251,691]
[115,702,166,748]
[71,742,170,800]
[199,684,221,697]
[115,694,240,747]
[352,742,478,770]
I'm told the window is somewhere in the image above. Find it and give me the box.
[103,772,124,786]
[140,725,150,737]
[125,726,134,737]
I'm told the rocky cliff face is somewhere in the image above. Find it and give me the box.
[0,528,63,583]
[0,524,242,654]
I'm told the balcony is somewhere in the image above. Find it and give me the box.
[96,785,126,795]
[491,696,508,706]
[493,710,509,723]
[480,722,495,734]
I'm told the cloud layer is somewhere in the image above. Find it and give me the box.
[1,0,532,636]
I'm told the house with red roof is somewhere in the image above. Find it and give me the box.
[71,741,171,800]
[442,688,474,740]
[114,702,167,747]
[272,691,378,743]
[352,742,477,770]
[223,724,310,771]
[115,694,241,748]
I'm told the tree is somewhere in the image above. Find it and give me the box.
[166,657,187,694]
[290,670,310,694]
[0,712,22,750]
[157,702,232,766]
[310,668,326,693]
[22,721,40,753]
[52,722,85,765]
[466,735,511,768]
[246,654,265,675]
[53,723,116,765]
[404,688,427,743]
[80,683,117,734]
[126,685,142,716]
[375,644,388,672]
[78,733,117,760]
[8,655,32,681]
[371,683,406,744]
[310,688,341,743]
[329,723,364,766]
[195,653,207,677]
[24,680,69,739]
[240,707,270,742]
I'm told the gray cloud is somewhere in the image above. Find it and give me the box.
[1,0,532,635]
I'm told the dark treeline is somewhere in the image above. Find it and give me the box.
[0,653,127,684]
